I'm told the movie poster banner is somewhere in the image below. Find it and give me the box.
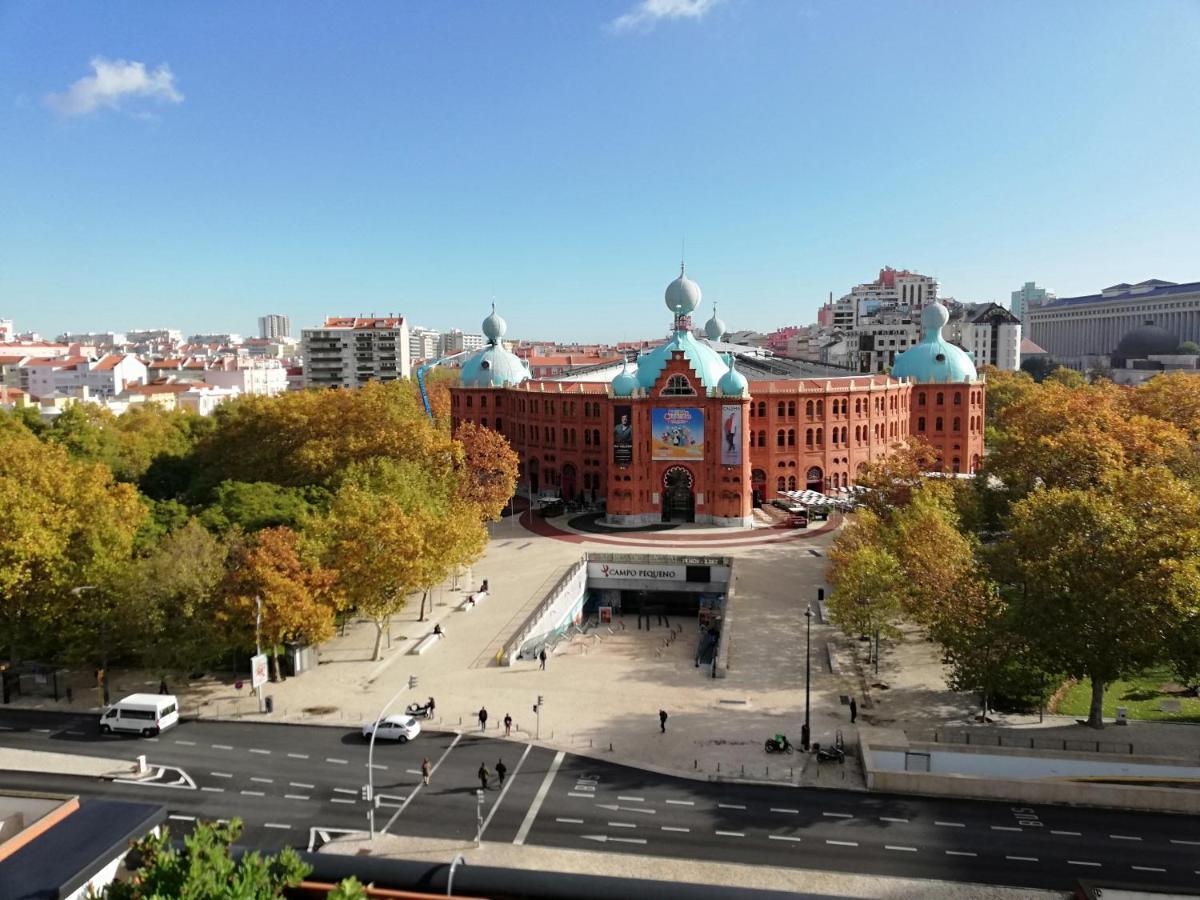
[613,405,633,465]
[651,407,704,460]
[720,404,742,465]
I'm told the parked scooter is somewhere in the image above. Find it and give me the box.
[406,697,436,719]
[764,733,794,754]
[813,730,846,763]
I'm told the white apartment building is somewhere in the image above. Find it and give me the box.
[946,303,1022,371]
[409,326,441,363]
[301,316,411,389]
[842,267,938,327]
[1010,281,1054,323]
[1026,279,1200,361]
[440,329,485,355]
[258,314,291,340]
[24,353,147,400]
[0,319,13,341]
[58,331,126,348]
[203,358,289,396]
[188,332,243,345]
[126,328,183,345]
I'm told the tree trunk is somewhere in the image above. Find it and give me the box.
[1087,677,1106,729]
[271,646,282,683]
[419,590,428,623]
[372,618,385,661]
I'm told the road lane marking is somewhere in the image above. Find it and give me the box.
[568,792,593,798]
[715,830,745,837]
[200,787,224,793]
[1131,865,1165,872]
[331,798,355,804]
[662,826,690,833]
[250,777,273,784]
[609,822,637,828]
[556,817,584,824]
[514,750,565,845]
[145,738,159,742]
[1007,856,1039,862]
[367,763,387,770]
[169,814,196,822]
[935,821,964,828]
[946,850,976,857]
[769,835,803,842]
[618,795,644,802]
[1170,839,1200,846]
[326,758,348,765]
[249,748,270,755]
[1068,860,1101,867]
[212,744,234,750]
[991,825,1021,832]
[771,808,799,814]
[265,823,292,830]
[823,812,852,819]
[478,742,533,841]
[580,834,646,844]
[290,782,315,789]
[333,788,357,795]
[285,794,310,801]
[383,732,463,834]
[665,799,694,806]
[1110,834,1141,841]
[595,803,655,815]
[1051,830,1081,836]
[406,768,422,775]
[880,817,909,823]
[885,845,917,852]
[211,772,233,778]
[240,790,265,797]
[288,753,309,759]
[174,740,196,746]
[33,728,51,733]
[826,840,858,847]
[718,803,746,810]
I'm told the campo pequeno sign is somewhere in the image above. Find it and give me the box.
[587,562,687,581]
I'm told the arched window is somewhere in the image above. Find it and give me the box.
[831,427,838,446]
[757,401,767,417]
[787,429,795,447]
[816,400,824,416]
[854,398,861,415]
[585,430,592,445]
[806,428,814,448]
[778,401,786,417]
[954,393,962,406]
[777,430,785,447]
[840,426,847,444]
[787,400,796,417]
[495,418,503,432]
[480,417,488,428]
[593,429,600,445]
[935,417,943,432]
[952,457,961,473]
[918,416,926,431]
[662,374,696,396]
[918,392,926,407]
[466,395,473,408]
[952,417,960,432]
[816,427,823,446]
[749,403,755,418]
[971,454,981,472]
[758,430,766,447]
[806,400,814,416]
[788,476,797,491]
[936,392,944,406]
[777,476,786,491]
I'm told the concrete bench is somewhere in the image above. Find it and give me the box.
[826,641,841,675]
[458,591,488,612]
[411,632,444,655]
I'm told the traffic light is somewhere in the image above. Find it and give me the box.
[361,784,373,802]
[408,675,418,689]
[537,695,544,707]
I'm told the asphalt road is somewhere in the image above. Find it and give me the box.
[3,709,1199,892]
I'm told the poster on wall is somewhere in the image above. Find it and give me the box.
[651,407,704,460]
[720,404,742,466]
[613,405,633,465]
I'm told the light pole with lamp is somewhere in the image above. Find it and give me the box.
[71,586,104,705]
[366,674,418,839]
[802,604,812,751]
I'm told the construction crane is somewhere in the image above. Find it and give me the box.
[416,350,474,419]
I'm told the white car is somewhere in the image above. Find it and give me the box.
[362,715,421,743]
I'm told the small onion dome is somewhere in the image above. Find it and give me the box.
[891,301,977,384]
[665,264,702,316]
[717,353,748,396]
[482,304,507,343]
[611,358,638,397]
[1115,320,1180,358]
[704,304,726,341]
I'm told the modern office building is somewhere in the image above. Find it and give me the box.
[1010,281,1054,322]
[1025,279,1200,360]
[258,314,291,340]
[301,316,411,389]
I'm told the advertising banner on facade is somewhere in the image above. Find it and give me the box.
[720,404,742,466]
[613,405,633,466]
[651,407,704,460]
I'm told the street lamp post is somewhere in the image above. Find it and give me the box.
[366,674,418,839]
[802,604,812,751]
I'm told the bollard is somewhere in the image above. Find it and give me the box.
[766,765,769,777]
[608,742,613,752]
[717,762,720,773]
[589,738,593,748]
[789,767,793,779]
[694,759,698,769]
[741,764,744,776]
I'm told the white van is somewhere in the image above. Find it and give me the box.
[100,693,180,736]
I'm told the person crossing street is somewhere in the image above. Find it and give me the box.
[478,763,490,791]
[495,758,507,787]
[421,757,431,786]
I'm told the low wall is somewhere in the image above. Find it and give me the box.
[501,560,587,664]
[862,739,1200,815]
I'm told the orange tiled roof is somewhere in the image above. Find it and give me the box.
[322,317,405,329]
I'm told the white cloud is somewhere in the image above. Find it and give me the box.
[46,57,183,117]
[609,0,722,33]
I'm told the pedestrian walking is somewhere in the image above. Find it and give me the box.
[158,678,169,695]
[496,758,507,787]
[478,763,490,790]
[421,757,431,786]
[659,709,668,733]
[478,706,489,732]
[849,697,858,724]
[504,713,512,736]
[539,648,548,670]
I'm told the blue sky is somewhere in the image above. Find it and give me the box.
[2,1,1199,343]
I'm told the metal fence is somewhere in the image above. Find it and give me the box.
[918,729,1135,755]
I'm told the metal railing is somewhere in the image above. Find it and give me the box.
[498,559,586,665]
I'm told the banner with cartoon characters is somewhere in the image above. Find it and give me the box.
[651,407,704,460]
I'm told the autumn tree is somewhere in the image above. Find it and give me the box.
[979,365,1039,431]
[852,438,939,518]
[1127,370,1200,440]
[996,470,1200,728]
[220,527,339,681]
[453,420,519,521]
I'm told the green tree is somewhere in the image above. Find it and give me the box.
[826,543,905,673]
[1045,366,1086,388]
[979,365,1039,431]
[199,481,327,534]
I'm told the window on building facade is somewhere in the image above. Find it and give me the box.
[918,416,926,431]
[777,430,785,447]
[840,426,847,444]
[787,400,796,417]
[787,429,795,446]
[954,393,961,406]
[918,392,925,407]
[758,430,766,447]
[788,476,797,491]
[757,401,767,417]
[777,476,786,491]
[806,400,814,417]
[816,427,823,446]
[777,401,785,417]
[593,429,600,445]
[936,392,944,406]
[935,417,943,432]
[816,400,824,416]
[953,417,960,432]
[495,418,503,432]
[466,395,473,407]
[662,374,696,396]
[952,457,961,473]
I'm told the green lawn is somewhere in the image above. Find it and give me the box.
[1053,666,1200,722]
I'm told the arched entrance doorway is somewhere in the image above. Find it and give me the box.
[527,458,540,495]
[751,468,766,508]
[662,466,695,523]
[561,463,578,500]
[805,465,823,493]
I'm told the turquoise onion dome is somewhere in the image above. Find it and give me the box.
[704,303,726,341]
[665,264,702,316]
[636,329,729,391]
[891,302,978,383]
[717,353,748,396]
[611,358,638,397]
[459,304,531,388]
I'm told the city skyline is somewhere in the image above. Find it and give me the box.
[2,1,1199,340]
